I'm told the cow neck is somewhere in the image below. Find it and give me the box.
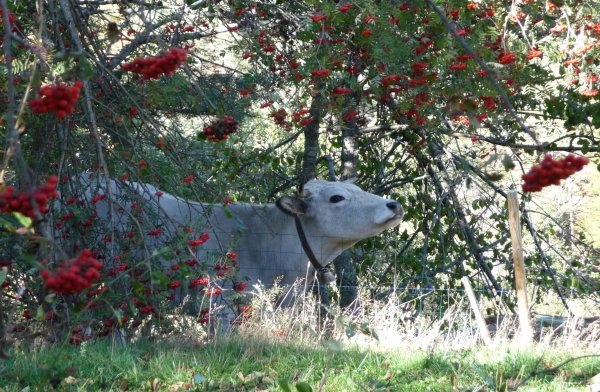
[293,216,335,284]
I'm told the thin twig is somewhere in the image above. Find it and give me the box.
[0,0,30,186]
[317,350,333,392]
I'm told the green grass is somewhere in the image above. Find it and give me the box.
[0,337,599,391]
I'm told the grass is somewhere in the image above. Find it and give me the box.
[1,336,599,391]
[2,289,598,391]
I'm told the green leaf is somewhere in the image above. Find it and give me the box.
[30,66,42,89]
[345,326,356,338]
[581,140,589,154]
[78,58,94,79]
[36,306,45,321]
[150,271,169,286]
[151,246,172,257]
[193,373,205,384]
[44,293,56,303]
[501,154,515,171]
[278,379,292,392]
[335,315,350,329]
[18,254,39,269]
[0,268,7,286]
[358,322,379,340]
[325,340,344,352]
[114,309,123,324]
[0,217,15,231]
[13,212,32,228]
[295,381,313,392]
[53,61,68,77]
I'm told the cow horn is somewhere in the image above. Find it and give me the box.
[298,187,311,199]
[297,183,311,198]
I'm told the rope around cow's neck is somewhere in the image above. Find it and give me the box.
[293,216,336,284]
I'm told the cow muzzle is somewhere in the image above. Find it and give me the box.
[385,201,404,220]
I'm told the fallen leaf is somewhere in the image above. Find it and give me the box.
[252,372,265,380]
[168,381,184,391]
[148,378,159,391]
[543,360,554,369]
[383,370,393,381]
[63,376,78,385]
[15,227,34,235]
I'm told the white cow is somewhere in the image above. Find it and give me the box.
[70,175,403,300]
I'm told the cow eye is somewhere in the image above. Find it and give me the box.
[329,195,345,203]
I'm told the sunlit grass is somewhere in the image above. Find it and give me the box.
[1,336,599,391]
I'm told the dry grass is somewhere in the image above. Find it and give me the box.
[232,281,600,354]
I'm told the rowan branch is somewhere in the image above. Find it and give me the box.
[425,0,541,147]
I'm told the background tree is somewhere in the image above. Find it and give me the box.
[1,0,598,345]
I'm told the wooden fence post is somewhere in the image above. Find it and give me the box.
[507,190,533,344]
[462,276,493,346]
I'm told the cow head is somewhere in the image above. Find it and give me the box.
[276,180,403,243]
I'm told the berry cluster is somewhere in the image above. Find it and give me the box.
[522,154,590,192]
[29,82,83,119]
[41,249,103,294]
[270,108,288,127]
[69,328,92,345]
[0,9,17,31]
[122,47,187,80]
[0,176,59,218]
[188,232,210,247]
[202,116,238,142]
[0,10,18,46]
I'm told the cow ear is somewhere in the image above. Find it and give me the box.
[276,196,308,217]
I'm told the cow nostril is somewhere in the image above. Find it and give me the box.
[386,202,399,210]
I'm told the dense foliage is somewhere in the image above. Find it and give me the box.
[1,0,598,345]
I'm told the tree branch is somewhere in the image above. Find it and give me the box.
[425,0,540,146]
